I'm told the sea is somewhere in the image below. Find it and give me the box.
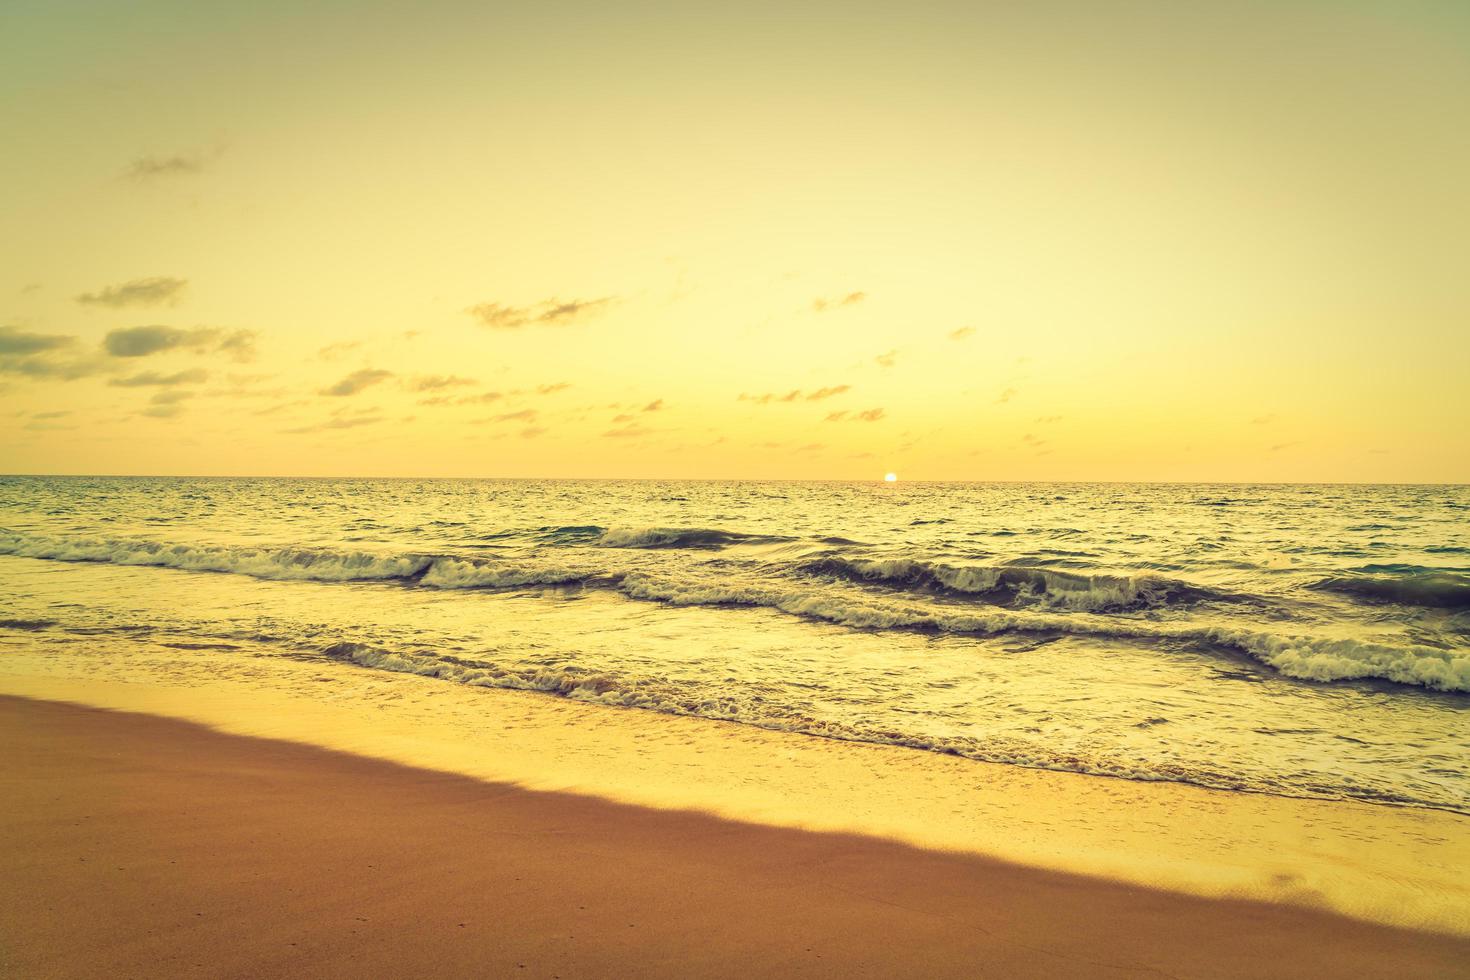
[1,476,1466,813]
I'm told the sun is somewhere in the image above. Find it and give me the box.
[884,472,898,482]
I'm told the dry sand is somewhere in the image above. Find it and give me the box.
[2,695,1466,979]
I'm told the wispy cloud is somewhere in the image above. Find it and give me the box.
[642,399,664,412]
[216,330,257,362]
[318,341,362,361]
[948,326,976,340]
[996,386,1018,404]
[740,385,850,404]
[77,277,186,309]
[102,325,256,360]
[874,350,898,368]
[282,415,386,435]
[490,409,538,423]
[320,368,393,397]
[109,368,209,388]
[408,375,477,392]
[805,385,850,401]
[740,390,800,405]
[125,148,218,181]
[603,423,655,439]
[825,407,886,423]
[0,326,102,380]
[0,326,74,356]
[537,382,571,395]
[812,291,866,313]
[466,297,614,329]
[141,390,196,419]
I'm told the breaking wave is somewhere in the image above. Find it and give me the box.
[4,529,1466,693]
[313,638,1447,810]
[592,526,794,549]
[0,532,593,590]
[618,572,1470,693]
[1312,572,1470,610]
[798,556,1222,611]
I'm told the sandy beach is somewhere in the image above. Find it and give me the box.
[2,694,1466,979]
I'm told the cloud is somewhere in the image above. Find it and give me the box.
[140,390,195,419]
[109,368,209,387]
[949,327,976,340]
[521,426,548,439]
[318,341,362,361]
[812,291,866,313]
[805,385,850,401]
[996,387,1018,404]
[125,149,216,180]
[739,390,800,405]
[150,390,193,406]
[536,382,571,395]
[874,350,898,369]
[825,408,885,422]
[491,409,538,423]
[1251,414,1277,425]
[611,413,634,423]
[742,386,851,404]
[642,399,664,412]
[102,325,250,359]
[0,326,75,355]
[1036,415,1063,423]
[216,329,257,362]
[466,297,614,329]
[320,368,393,397]
[31,410,72,420]
[409,374,477,392]
[282,415,385,434]
[77,277,186,308]
[603,423,654,438]
[0,328,103,380]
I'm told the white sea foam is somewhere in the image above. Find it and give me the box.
[311,638,1436,808]
[799,556,1218,611]
[618,571,1470,693]
[0,533,589,590]
[4,529,1466,692]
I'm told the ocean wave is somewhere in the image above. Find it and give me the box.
[593,526,793,549]
[1311,572,1470,610]
[618,572,1470,693]
[798,556,1218,611]
[0,617,57,631]
[5,530,1465,692]
[0,532,593,591]
[312,638,1448,810]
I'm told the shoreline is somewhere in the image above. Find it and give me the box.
[4,693,1468,979]
[1,638,1468,939]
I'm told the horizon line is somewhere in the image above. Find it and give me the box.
[2,472,1466,488]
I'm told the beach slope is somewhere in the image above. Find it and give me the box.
[2,695,1466,979]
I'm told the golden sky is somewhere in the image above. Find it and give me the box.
[3,1,1467,480]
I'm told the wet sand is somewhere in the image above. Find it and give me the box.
[2,695,1466,979]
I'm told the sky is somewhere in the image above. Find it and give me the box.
[2,0,1468,481]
